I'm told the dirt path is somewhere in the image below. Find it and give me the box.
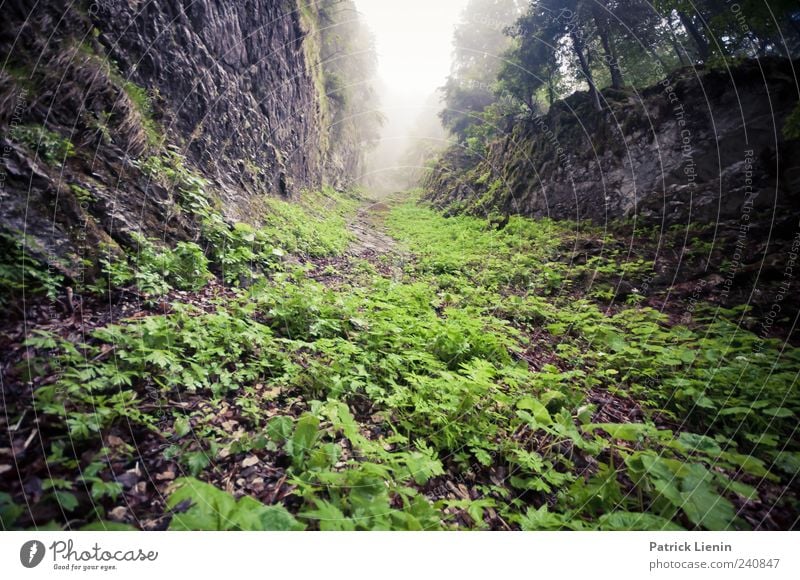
[307,197,409,284]
[347,201,397,255]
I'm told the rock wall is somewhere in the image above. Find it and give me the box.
[0,0,364,279]
[99,0,352,199]
[426,58,800,226]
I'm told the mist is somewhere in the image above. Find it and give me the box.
[354,0,470,193]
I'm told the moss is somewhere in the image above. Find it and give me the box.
[2,61,38,91]
[119,80,163,147]
[77,39,164,149]
[297,0,330,131]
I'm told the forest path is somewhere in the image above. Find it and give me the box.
[347,200,397,256]
[307,195,411,284]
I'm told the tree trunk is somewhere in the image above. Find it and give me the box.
[571,31,602,111]
[593,8,624,89]
[525,93,535,115]
[678,10,709,61]
[666,17,689,66]
[545,62,556,107]
[670,36,689,66]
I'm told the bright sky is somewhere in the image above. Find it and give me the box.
[352,0,471,189]
[354,0,470,99]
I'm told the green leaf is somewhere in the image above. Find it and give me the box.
[236,496,305,531]
[586,422,658,442]
[54,491,79,512]
[674,432,722,457]
[145,349,176,369]
[720,452,771,478]
[598,512,684,531]
[91,481,123,501]
[518,505,574,531]
[679,464,738,530]
[42,478,73,491]
[267,416,294,443]
[301,500,355,531]
[185,451,210,476]
[168,478,303,531]
[721,478,759,501]
[774,451,800,476]
[718,406,752,417]
[174,416,192,437]
[404,451,444,485]
[466,499,495,525]
[0,493,23,529]
[80,521,137,531]
[517,397,551,425]
[471,447,493,467]
[289,414,320,468]
[308,443,340,471]
[627,453,683,507]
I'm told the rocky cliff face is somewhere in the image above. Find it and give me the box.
[426,58,800,226]
[0,0,367,280]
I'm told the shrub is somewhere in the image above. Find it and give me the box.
[9,124,74,165]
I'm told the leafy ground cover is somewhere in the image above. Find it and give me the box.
[1,191,798,531]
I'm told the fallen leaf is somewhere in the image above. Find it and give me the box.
[242,455,260,468]
[156,470,176,481]
[263,386,282,398]
[108,506,128,522]
[117,471,140,489]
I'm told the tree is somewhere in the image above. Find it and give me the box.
[592,2,625,89]
[499,0,604,111]
[316,0,383,150]
[440,0,524,141]
[653,0,800,62]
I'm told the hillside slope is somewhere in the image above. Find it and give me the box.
[0,0,375,291]
[426,59,800,225]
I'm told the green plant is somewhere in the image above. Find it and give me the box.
[70,183,95,204]
[0,232,62,308]
[9,124,74,165]
[12,194,799,531]
[98,234,211,296]
[136,150,211,216]
[121,80,162,146]
[167,478,303,530]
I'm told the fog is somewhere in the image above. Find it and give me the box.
[354,0,471,192]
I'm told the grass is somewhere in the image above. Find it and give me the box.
[120,80,162,147]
